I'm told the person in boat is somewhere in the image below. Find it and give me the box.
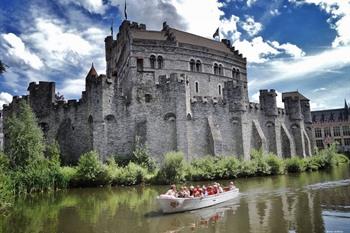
[217,183,224,193]
[229,181,236,190]
[207,185,214,195]
[202,185,208,196]
[165,184,177,197]
[189,185,195,197]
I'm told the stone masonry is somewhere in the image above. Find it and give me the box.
[3,20,314,164]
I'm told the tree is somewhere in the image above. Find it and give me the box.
[4,100,45,168]
[0,60,7,74]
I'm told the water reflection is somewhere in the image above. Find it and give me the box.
[0,165,349,233]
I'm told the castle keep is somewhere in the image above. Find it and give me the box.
[3,21,314,163]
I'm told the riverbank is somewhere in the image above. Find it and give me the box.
[1,164,349,233]
[1,145,348,212]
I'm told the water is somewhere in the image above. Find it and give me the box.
[1,165,349,233]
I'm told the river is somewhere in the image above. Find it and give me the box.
[1,165,349,233]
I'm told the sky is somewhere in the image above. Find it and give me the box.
[0,0,349,110]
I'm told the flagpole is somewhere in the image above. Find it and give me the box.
[124,0,127,20]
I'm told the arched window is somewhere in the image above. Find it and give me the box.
[157,56,163,69]
[196,60,201,72]
[232,68,236,78]
[236,69,240,78]
[218,64,223,75]
[195,81,199,93]
[213,63,218,75]
[218,84,222,95]
[150,55,156,69]
[190,59,195,72]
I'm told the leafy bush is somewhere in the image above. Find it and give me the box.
[238,160,257,177]
[117,162,147,185]
[0,170,12,211]
[60,166,78,187]
[285,157,305,173]
[156,151,186,184]
[131,137,156,172]
[250,149,271,176]
[76,151,108,186]
[266,154,285,175]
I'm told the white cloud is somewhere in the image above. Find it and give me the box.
[247,0,257,7]
[2,33,44,70]
[240,16,263,36]
[0,92,13,110]
[58,0,106,14]
[220,15,241,42]
[270,9,281,16]
[264,45,350,84]
[251,90,284,108]
[59,78,85,99]
[271,41,305,58]
[312,87,327,92]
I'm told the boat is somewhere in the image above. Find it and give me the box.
[157,187,239,214]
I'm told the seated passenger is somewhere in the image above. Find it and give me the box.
[207,186,214,195]
[183,186,190,198]
[177,186,186,198]
[202,185,208,196]
[165,184,177,197]
[213,184,218,194]
[229,181,236,190]
[217,183,224,193]
[189,185,195,197]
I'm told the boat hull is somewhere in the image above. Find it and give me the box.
[157,188,239,213]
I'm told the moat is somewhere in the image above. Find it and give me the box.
[1,165,349,233]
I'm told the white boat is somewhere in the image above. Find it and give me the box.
[157,188,239,214]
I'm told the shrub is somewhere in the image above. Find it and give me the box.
[76,151,108,186]
[0,170,12,211]
[216,156,240,179]
[60,166,78,187]
[189,156,218,181]
[131,137,156,172]
[116,162,147,185]
[238,160,257,177]
[266,154,285,175]
[156,151,186,184]
[250,149,271,176]
[285,157,305,173]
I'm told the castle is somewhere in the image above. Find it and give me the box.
[3,21,314,163]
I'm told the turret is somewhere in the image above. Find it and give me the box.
[259,89,277,116]
[223,80,247,112]
[282,91,305,121]
[27,81,55,117]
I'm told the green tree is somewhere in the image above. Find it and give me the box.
[4,100,45,168]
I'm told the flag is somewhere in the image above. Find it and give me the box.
[110,20,113,36]
[213,27,219,38]
[124,0,127,20]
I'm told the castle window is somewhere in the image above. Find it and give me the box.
[316,139,324,148]
[218,84,222,96]
[232,68,236,78]
[213,63,218,75]
[137,58,143,72]
[195,81,199,93]
[345,138,350,146]
[157,56,163,69]
[196,60,201,72]
[190,59,195,72]
[236,69,240,78]
[314,128,322,138]
[334,126,341,137]
[324,127,331,137]
[150,55,156,69]
[218,64,223,75]
[343,126,350,136]
[145,94,152,103]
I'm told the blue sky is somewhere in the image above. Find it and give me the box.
[0,0,349,110]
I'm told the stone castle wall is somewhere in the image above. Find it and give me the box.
[2,20,314,163]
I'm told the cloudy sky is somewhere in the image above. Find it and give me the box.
[0,0,349,110]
